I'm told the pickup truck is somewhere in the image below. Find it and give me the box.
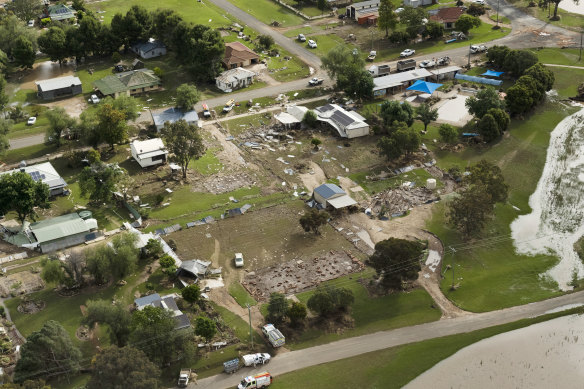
[177,368,191,387]
[238,372,273,389]
[223,99,235,113]
[470,45,488,54]
[308,77,323,86]
[262,324,285,347]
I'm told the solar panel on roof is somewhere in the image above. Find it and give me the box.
[30,171,42,181]
[331,110,355,127]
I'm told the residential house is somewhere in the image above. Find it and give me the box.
[429,7,465,29]
[404,0,435,7]
[93,69,161,98]
[151,107,201,131]
[222,42,259,69]
[35,76,82,101]
[130,138,168,168]
[44,4,76,22]
[0,161,68,197]
[131,39,167,59]
[27,213,98,253]
[372,68,432,96]
[178,259,212,283]
[216,67,256,93]
[346,0,380,23]
[315,104,369,138]
[134,293,190,329]
[312,184,357,210]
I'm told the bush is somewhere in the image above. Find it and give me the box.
[307,285,354,317]
[389,31,409,45]
[111,52,122,63]
[153,67,164,78]
[467,3,486,16]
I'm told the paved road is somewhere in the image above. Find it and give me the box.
[192,290,584,388]
[8,134,45,150]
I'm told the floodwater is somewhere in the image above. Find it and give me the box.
[404,314,584,389]
[14,60,75,90]
[559,1,584,15]
[510,108,584,290]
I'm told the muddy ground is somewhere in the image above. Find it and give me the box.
[0,272,44,298]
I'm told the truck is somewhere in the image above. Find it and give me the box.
[397,59,416,72]
[223,99,235,113]
[262,324,285,348]
[470,44,487,54]
[242,353,271,367]
[202,103,211,118]
[238,372,273,389]
[367,50,377,61]
[177,368,191,387]
[308,77,324,86]
[368,64,390,78]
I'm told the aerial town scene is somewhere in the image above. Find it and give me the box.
[0,0,583,388]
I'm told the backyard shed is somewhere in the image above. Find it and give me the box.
[35,76,82,101]
[313,183,357,209]
[130,138,168,168]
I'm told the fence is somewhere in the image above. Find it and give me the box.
[271,0,335,21]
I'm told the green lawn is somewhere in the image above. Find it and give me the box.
[188,148,223,175]
[288,271,441,349]
[350,167,442,195]
[529,47,584,67]
[227,0,304,26]
[489,14,511,24]
[505,0,584,30]
[295,34,346,58]
[270,307,584,389]
[284,26,316,38]
[222,113,274,136]
[229,282,258,308]
[1,143,62,164]
[267,48,311,82]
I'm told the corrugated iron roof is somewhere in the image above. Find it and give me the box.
[30,213,91,243]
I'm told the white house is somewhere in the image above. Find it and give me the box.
[313,183,357,209]
[403,0,435,7]
[151,107,201,131]
[216,67,256,93]
[130,138,168,168]
[131,39,167,59]
[0,161,67,197]
[315,104,369,139]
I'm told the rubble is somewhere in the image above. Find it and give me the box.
[367,187,438,218]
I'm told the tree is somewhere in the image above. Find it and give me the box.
[439,124,458,144]
[107,95,140,121]
[175,84,200,111]
[85,245,111,284]
[72,0,86,12]
[144,238,163,259]
[378,0,398,37]
[0,119,11,156]
[380,100,414,128]
[317,0,329,12]
[38,27,68,65]
[393,125,421,156]
[46,107,75,146]
[307,285,354,316]
[78,163,127,203]
[159,254,175,269]
[77,17,105,57]
[96,103,129,149]
[299,209,329,235]
[0,172,50,223]
[173,23,224,81]
[477,113,500,142]
[465,87,504,118]
[322,45,364,84]
[448,184,493,238]
[303,110,318,127]
[549,0,579,20]
[287,302,307,326]
[399,7,427,33]
[12,36,35,69]
[455,14,481,34]
[109,232,139,279]
[486,45,511,68]
[416,103,438,131]
[503,49,538,76]
[124,5,153,44]
[339,67,374,101]
[0,75,7,113]
[0,15,38,59]
[258,34,275,49]
[14,321,82,383]
[467,160,508,205]
[487,108,510,132]
[267,292,289,323]
[87,346,160,389]
[152,9,183,44]
[377,135,401,160]
[311,137,321,150]
[389,31,409,44]
[368,238,423,290]
[467,3,486,16]
[181,284,201,305]
[424,21,444,39]
[162,120,205,180]
[40,252,85,289]
[84,300,132,347]
[6,0,42,23]
[40,258,68,287]
[506,81,534,115]
[524,63,555,92]
[195,317,216,342]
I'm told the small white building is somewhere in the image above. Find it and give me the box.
[130,138,168,168]
[315,104,369,139]
[216,67,256,93]
[403,0,435,7]
[313,183,357,209]
[151,107,201,131]
[131,39,167,59]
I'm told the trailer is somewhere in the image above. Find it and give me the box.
[397,59,416,72]
[224,358,240,374]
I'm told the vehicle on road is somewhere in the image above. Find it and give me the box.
[90,94,100,104]
[419,59,436,68]
[470,45,488,54]
[235,253,244,267]
[114,64,124,72]
[242,353,271,367]
[224,358,240,374]
[202,103,211,118]
[397,59,416,72]
[297,33,306,42]
[177,368,191,387]
[436,56,451,66]
[308,77,324,86]
[368,64,390,77]
[262,324,285,347]
[238,372,273,389]
[223,99,235,113]
[308,39,317,49]
[27,117,36,125]
[400,49,415,57]
[367,50,377,61]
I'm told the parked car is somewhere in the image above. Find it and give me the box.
[395,7,405,13]
[27,20,35,27]
[473,0,485,4]
[234,253,244,268]
[238,372,272,389]
[308,39,317,49]
[297,33,306,42]
[367,50,377,61]
[400,49,415,57]
[242,353,271,367]
[114,64,124,72]
[27,117,36,126]
[308,77,324,86]
[223,99,235,113]
[419,59,436,68]
[177,369,191,387]
[470,44,488,54]
[90,94,100,104]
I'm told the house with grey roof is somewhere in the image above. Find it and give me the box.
[372,68,432,96]
[315,104,369,139]
[151,107,201,131]
[44,4,76,22]
[93,69,161,98]
[0,162,67,197]
[130,138,168,168]
[313,183,357,209]
[216,67,256,93]
[35,76,82,101]
[179,260,212,282]
[131,39,167,59]
[134,293,190,329]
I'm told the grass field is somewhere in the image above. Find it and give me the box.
[504,0,584,30]
[227,0,304,27]
[295,34,346,58]
[267,48,311,82]
[529,47,584,66]
[229,282,258,307]
[270,307,584,388]
[223,113,275,136]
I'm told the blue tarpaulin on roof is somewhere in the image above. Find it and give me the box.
[481,70,504,77]
[455,73,503,86]
[406,80,443,94]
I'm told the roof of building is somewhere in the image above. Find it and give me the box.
[30,213,91,244]
[35,76,82,92]
[0,161,67,191]
[180,259,212,277]
[134,294,191,328]
[274,112,300,125]
[327,195,357,209]
[350,0,380,8]
[131,138,167,159]
[315,104,368,136]
[135,293,162,308]
[430,65,462,75]
[429,7,465,23]
[287,105,309,121]
[151,107,199,128]
[373,68,433,91]
[131,39,166,54]
[314,183,346,199]
[93,69,160,96]
[223,42,259,66]
[216,67,256,85]
[47,4,75,20]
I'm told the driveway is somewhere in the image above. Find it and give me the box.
[190,290,584,388]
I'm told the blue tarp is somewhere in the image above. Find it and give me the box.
[455,73,503,86]
[481,70,504,77]
[406,79,443,94]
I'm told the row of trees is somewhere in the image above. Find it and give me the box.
[506,63,555,115]
[321,45,374,101]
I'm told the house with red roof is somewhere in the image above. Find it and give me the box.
[222,42,260,69]
[429,7,465,29]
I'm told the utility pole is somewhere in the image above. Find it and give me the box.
[450,246,457,290]
[246,303,253,349]
[579,27,583,61]
[496,0,500,27]
[468,44,471,68]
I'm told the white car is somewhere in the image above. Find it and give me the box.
[27,20,35,27]
[395,7,404,13]
[400,49,416,57]
[234,253,244,268]
[419,59,436,68]
[27,117,37,125]
[90,94,100,104]
[473,0,485,4]
[298,33,306,42]
[307,39,317,49]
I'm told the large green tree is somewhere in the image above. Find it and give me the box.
[97,103,128,149]
[524,63,555,92]
[503,49,538,76]
[0,15,38,59]
[438,123,458,144]
[124,5,153,45]
[40,252,85,289]
[85,245,111,284]
[267,292,289,323]
[416,103,438,131]
[448,184,493,238]
[152,9,183,44]
[465,87,505,118]
[181,284,201,305]
[455,14,481,34]
[287,302,307,326]
[14,321,82,383]
[12,36,35,69]
[46,107,75,146]
[162,119,205,180]
[299,209,330,235]
[88,346,160,389]
[109,232,139,279]
[6,0,42,23]
[0,172,50,223]
[380,100,414,128]
[477,113,500,142]
[0,76,8,113]
[378,0,398,37]
[38,27,68,65]
[322,46,372,99]
[78,163,127,203]
[0,118,11,156]
[506,81,535,115]
[84,300,132,347]
[307,285,354,316]
[194,317,216,342]
[368,238,423,290]
[175,84,200,111]
[467,160,509,205]
[486,45,511,68]
[173,23,224,81]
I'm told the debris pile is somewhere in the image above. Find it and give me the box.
[368,187,437,218]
